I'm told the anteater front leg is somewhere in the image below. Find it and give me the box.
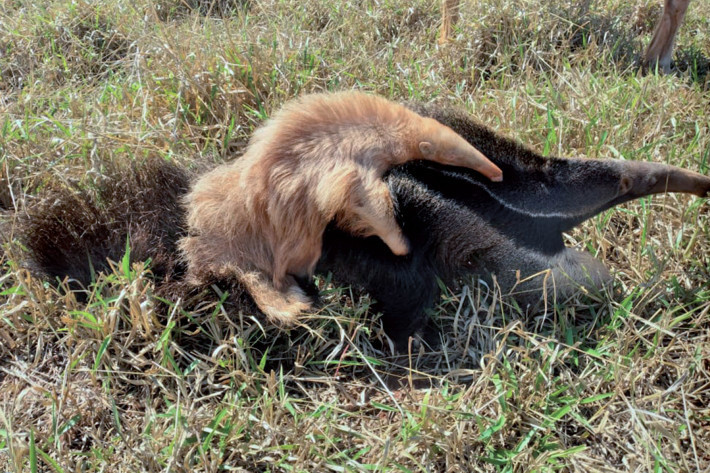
[338,176,410,256]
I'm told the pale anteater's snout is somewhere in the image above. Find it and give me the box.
[442,125,503,182]
[450,141,503,182]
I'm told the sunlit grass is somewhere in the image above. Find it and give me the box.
[1,0,709,471]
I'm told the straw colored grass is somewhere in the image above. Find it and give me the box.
[1,0,709,471]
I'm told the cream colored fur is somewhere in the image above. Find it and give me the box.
[180,91,502,324]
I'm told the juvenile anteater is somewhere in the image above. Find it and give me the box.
[13,103,710,349]
[319,103,710,346]
[179,91,503,325]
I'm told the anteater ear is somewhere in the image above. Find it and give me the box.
[419,141,436,159]
[619,175,633,195]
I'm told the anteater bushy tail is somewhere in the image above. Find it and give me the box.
[17,158,190,289]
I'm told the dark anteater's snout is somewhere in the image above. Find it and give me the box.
[618,161,710,199]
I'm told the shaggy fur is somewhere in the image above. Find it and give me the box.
[179,91,503,325]
[16,158,189,291]
[319,103,710,347]
[12,103,710,350]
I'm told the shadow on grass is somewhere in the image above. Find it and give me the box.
[157,274,619,395]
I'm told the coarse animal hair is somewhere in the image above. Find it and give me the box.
[13,158,190,291]
[11,103,709,351]
[320,103,710,347]
[179,91,502,325]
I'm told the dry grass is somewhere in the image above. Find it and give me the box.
[1,0,709,471]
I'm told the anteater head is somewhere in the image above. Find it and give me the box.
[417,117,503,182]
[615,160,710,201]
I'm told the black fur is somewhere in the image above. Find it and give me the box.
[13,104,710,350]
[319,104,710,347]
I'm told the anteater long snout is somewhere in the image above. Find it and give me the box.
[619,161,710,198]
[468,147,504,182]
[449,140,503,182]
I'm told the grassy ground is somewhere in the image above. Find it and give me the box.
[1,0,709,471]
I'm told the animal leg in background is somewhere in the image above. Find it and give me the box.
[439,0,460,44]
[438,0,692,74]
[644,0,691,73]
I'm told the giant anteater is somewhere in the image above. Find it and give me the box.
[13,103,710,349]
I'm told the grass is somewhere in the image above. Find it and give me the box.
[1,0,709,471]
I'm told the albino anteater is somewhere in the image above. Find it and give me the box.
[179,91,503,325]
[12,103,710,350]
